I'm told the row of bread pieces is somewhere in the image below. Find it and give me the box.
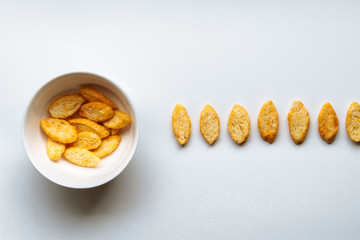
[172,100,360,145]
[40,87,131,167]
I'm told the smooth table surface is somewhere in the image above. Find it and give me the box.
[1,0,360,239]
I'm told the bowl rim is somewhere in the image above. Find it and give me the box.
[22,72,140,189]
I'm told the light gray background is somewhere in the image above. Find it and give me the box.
[1,0,360,239]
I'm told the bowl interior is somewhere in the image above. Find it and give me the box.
[23,73,138,188]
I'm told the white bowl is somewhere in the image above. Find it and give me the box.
[22,72,139,189]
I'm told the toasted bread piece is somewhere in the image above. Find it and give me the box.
[228,104,250,144]
[257,100,279,143]
[65,110,82,121]
[172,104,191,146]
[346,101,360,142]
[79,87,117,109]
[318,102,339,143]
[64,147,100,168]
[92,135,121,158]
[103,110,131,129]
[200,105,220,145]
[40,118,78,144]
[48,94,85,118]
[46,138,65,161]
[69,118,110,139]
[110,128,119,135]
[78,102,114,122]
[287,101,310,144]
[69,131,102,150]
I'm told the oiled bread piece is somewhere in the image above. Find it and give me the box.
[78,102,114,122]
[64,147,100,168]
[79,87,118,109]
[103,110,131,129]
[200,105,220,145]
[69,118,110,139]
[257,100,279,143]
[172,104,191,146]
[47,138,65,161]
[346,101,360,142]
[69,131,102,150]
[92,135,121,158]
[40,118,78,144]
[48,94,85,118]
[109,128,119,135]
[287,101,310,144]
[228,104,250,144]
[318,102,338,143]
